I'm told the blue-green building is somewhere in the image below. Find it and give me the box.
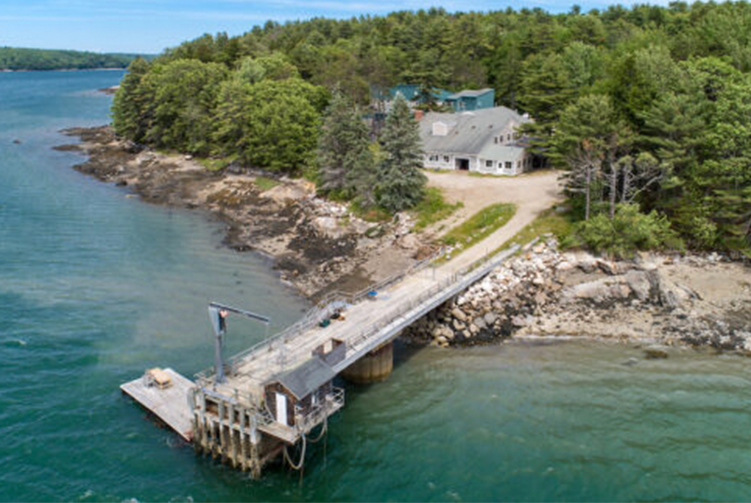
[385,84,453,104]
[445,88,495,111]
[371,84,496,115]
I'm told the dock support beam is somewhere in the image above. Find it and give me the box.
[341,341,393,383]
[190,388,266,478]
[249,417,262,479]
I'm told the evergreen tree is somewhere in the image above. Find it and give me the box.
[375,94,427,213]
[112,57,152,142]
[317,92,373,195]
[640,91,707,174]
[693,79,751,249]
[347,147,378,207]
[518,52,575,150]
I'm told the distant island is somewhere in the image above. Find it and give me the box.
[0,47,149,71]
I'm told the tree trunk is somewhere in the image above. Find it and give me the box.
[585,163,592,221]
[621,162,631,203]
[609,163,617,219]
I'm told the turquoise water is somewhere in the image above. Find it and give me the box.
[2,71,751,502]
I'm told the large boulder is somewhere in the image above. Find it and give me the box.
[624,270,653,301]
[563,278,631,304]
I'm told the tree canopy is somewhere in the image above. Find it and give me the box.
[111,3,751,249]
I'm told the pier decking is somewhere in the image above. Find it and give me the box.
[120,368,195,442]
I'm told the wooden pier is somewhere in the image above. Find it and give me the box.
[122,244,521,477]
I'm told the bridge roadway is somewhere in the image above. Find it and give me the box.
[200,243,521,405]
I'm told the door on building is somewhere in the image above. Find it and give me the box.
[456,158,470,171]
[275,392,288,426]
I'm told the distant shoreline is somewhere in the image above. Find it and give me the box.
[0,67,126,73]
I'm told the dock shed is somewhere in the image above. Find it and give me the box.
[264,356,338,428]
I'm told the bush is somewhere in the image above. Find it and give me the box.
[566,204,683,258]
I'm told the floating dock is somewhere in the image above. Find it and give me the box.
[120,368,195,442]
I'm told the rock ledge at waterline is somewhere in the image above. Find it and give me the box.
[403,239,751,354]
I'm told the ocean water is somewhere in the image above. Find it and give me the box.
[2,71,751,502]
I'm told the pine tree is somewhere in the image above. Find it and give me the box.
[112,57,152,143]
[347,147,378,207]
[316,92,372,195]
[376,94,427,213]
[518,52,576,151]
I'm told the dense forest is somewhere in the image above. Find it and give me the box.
[0,47,143,71]
[112,2,751,254]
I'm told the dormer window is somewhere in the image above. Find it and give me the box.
[432,122,448,136]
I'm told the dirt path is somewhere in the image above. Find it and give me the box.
[424,170,563,270]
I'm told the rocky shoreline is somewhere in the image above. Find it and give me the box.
[56,126,751,355]
[403,238,751,355]
[54,126,429,299]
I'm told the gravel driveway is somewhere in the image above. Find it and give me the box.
[424,169,563,269]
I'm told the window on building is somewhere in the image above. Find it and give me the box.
[507,133,511,142]
[486,160,493,168]
[444,156,450,163]
[494,137,498,144]
[505,161,512,170]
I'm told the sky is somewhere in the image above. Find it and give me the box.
[0,0,661,54]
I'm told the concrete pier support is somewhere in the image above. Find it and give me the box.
[341,342,393,383]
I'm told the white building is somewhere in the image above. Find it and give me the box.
[419,106,535,176]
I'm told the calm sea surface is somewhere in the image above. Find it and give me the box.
[2,71,751,502]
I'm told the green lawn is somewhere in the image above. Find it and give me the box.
[412,187,463,230]
[439,203,517,259]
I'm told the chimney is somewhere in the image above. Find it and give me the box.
[414,110,424,121]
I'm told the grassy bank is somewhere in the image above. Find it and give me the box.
[494,208,573,255]
[439,203,517,261]
[412,187,463,230]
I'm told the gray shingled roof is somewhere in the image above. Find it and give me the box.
[271,356,336,400]
[419,107,529,156]
[446,88,494,100]
[478,143,526,162]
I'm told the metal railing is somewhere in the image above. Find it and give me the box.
[294,387,345,433]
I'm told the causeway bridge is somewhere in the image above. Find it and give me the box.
[122,243,521,478]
